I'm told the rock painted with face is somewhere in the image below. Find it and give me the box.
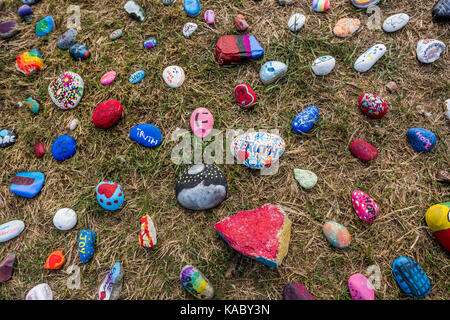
[234,83,257,109]
[96,181,124,211]
[382,13,409,33]
[98,262,123,300]
[425,202,450,252]
[406,128,436,153]
[180,265,214,299]
[333,18,360,38]
[416,39,446,64]
[323,221,351,249]
[311,56,335,76]
[283,283,315,300]
[354,44,386,73]
[139,215,157,248]
[352,190,378,223]
[190,108,214,138]
[392,257,431,299]
[348,273,375,300]
[358,93,389,119]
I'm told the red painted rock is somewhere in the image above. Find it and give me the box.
[92,100,123,129]
[44,250,65,270]
[358,93,389,119]
[350,139,378,162]
[34,142,45,158]
[214,204,292,267]
[234,83,257,109]
[235,14,249,31]
[283,283,315,300]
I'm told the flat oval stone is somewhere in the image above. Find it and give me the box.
[92,99,123,129]
[312,55,335,76]
[234,83,257,109]
[35,16,54,37]
[21,0,40,4]
[98,262,123,300]
[190,108,213,138]
[44,250,65,270]
[163,65,185,88]
[48,71,84,109]
[351,0,380,8]
[180,265,214,299]
[139,215,157,248]
[0,129,17,148]
[184,0,201,17]
[57,29,77,50]
[407,128,437,153]
[436,170,450,184]
[51,135,77,161]
[333,18,361,38]
[0,254,15,282]
[283,283,315,300]
[294,169,317,189]
[0,220,25,243]
[69,43,90,61]
[100,71,117,85]
[348,273,375,300]
[16,50,43,75]
[215,35,264,65]
[129,123,162,147]
[278,0,292,5]
[383,13,409,32]
[34,142,45,158]
[129,70,145,84]
[18,5,33,22]
[358,93,389,119]
[352,190,378,223]
[350,139,378,162]
[0,21,19,39]
[312,0,330,12]
[235,14,249,31]
[260,61,287,84]
[143,36,157,48]
[323,221,351,249]
[175,164,228,211]
[292,105,320,134]
[78,229,96,264]
[96,181,124,211]
[182,23,197,38]
[110,29,122,41]
[10,172,45,198]
[26,284,52,300]
[288,13,306,32]
[354,44,386,72]
[204,10,215,24]
[124,0,146,22]
[433,0,450,21]
[53,208,77,231]
[416,39,446,64]
[392,256,431,298]
[425,203,450,252]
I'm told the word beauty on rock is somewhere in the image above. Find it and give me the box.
[129,124,162,147]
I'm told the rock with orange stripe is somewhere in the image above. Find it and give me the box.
[323,221,351,249]
[44,250,65,270]
[425,202,450,252]
[139,215,157,248]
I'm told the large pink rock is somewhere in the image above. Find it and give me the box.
[348,273,375,300]
[214,204,291,267]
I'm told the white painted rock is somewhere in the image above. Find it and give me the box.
[354,44,386,73]
[183,22,197,37]
[68,118,79,131]
[288,13,306,32]
[416,39,446,64]
[163,66,185,88]
[382,13,409,33]
[444,99,450,121]
[26,283,53,300]
[312,55,335,76]
[0,220,24,243]
[53,208,77,231]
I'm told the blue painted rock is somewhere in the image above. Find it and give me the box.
[407,128,436,153]
[69,43,90,61]
[35,16,54,37]
[124,0,146,22]
[57,29,77,50]
[283,283,315,300]
[292,106,320,134]
[96,181,124,211]
[0,21,19,39]
[214,204,292,267]
[21,97,40,114]
[0,221,25,243]
[215,35,264,65]
[18,5,33,22]
[416,39,446,64]
[184,0,201,17]
[0,254,15,282]
[0,129,17,148]
[175,164,228,211]
[98,262,123,300]
[163,0,176,5]
[21,0,40,4]
[180,265,214,299]
[78,229,96,264]
[48,72,84,109]
[392,257,431,299]
[25,283,52,300]
[231,132,286,169]
[433,0,450,21]
[129,70,145,84]
[10,172,45,198]
[129,123,162,147]
[323,221,351,248]
[260,61,288,84]
[51,135,77,161]
[143,37,157,48]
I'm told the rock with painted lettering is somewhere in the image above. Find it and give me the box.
[0,129,17,148]
[283,283,315,300]
[92,100,123,129]
[163,66,185,88]
[175,164,228,211]
[57,29,77,50]
[180,265,214,299]
[190,108,214,138]
[10,172,45,198]
[78,229,96,264]
[100,71,117,86]
[351,190,378,223]
[234,83,257,109]
[98,262,123,300]
[143,36,157,48]
[425,202,450,252]
[35,16,54,37]
[0,220,24,243]
[288,13,306,32]
[382,13,409,32]
[416,39,446,64]
[110,29,122,40]
[139,215,157,248]
[312,0,330,12]
[433,0,450,21]
[16,50,43,75]
[26,284,53,300]
[312,56,335,76]
[351,0,380,9]
[124,0,146,22]
[323,221,351,249]
[260,61,287,84]
[129,70,145,84]
[277,0,292,5]
[235,14,249,31]
[48,71,84,110]
[184,0,200,17]
[69,43,90,61]
[348,273,375,300]
[354,44,386,72]
[333,18,360,38]
[96,181,124,211]
[204,10,215,24]
[292,105,319,134]
[34,142,45,158]
[0,21,19,39]
[407,128,436,153]
[51,135,77,161]
[53,208,77,231]
[44,250,65,270]
[358,93,389,119]
[294,169,317,189]
[18,5,33,22]
[392,256,430,299]
[183,23,197,38]
[0,254,15,282]
[129,123,162,147]
[350,139,378,162]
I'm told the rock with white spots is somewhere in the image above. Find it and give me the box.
[53,208,77,231]
[416,39,446,64]
[354,44,386,73]
[288,13,306,32]
[382,13,409,33]
[311,55,335,76]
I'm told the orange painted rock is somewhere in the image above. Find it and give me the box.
[323,221,351,248]
[44,250,65,270]
[333,18,360,38]
[235,14,249,31]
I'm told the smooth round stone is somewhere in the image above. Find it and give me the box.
[10,172,45,198]
[53,208,77,231]
[69,43,90,61]
[416,39,446,64]
[0,129,17,148]
[162,0,176,5]
[44,250,65,270]
[283,283,315,300]
[354,44,386,72]
[0,254,15,283]
[351,0,380,9]
[235,14,249,31]
[100,71,117,85]
[0,220,25,243]
[294,169,317,189]
[204,10,215,24]
[98,262,123,300]
[348,273,375,300]
[92,100,123,129]
[288,13,306,32]
[143,36,157,48]
[433,0,450,21]
[350,139,378,162]
[124,0,146,22]
[312,0,330,12]
[48,71,84,109]
[16,49,43,75]
[323,221,351,249]
[78,229,96,264]
[34,142,45,158]
[358,93,389,119]
[407,128,437,153]
[425,202,450,251]
[21,0,40,4]
[382,13,409,32]
[139,215,157,248]
[190,107,214,138]
[57,29,77,50]
[351,190,378,223]
[333,18,360,38]
[260,61,287,84]
[182,23,197,38]
[312,55,335,75]
[180,265,214,299]
[292,105,320,134]
[392,257,430,299]
[277,0,292,5]
[386,81,397,93]
[18,5,33,22]
[445,99,450,120]
[129,70,145,84]
[234,83,257,109]
[0,21,19,39]
[129,123,162,147]
[110,29,122,40]
[35,16,54,37]
[175,164,228,211]
[96,181,124,211]
[68,118,79,131]
[184,0,201,17]
[163,66,185,88]
[26,284,52,300]
[51,135,77,161]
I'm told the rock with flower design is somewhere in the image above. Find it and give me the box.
[92,100,123,129]
[323,221,351,248]
[348,273,375,300]
[358,93,389,119]
[350,139,378,162]
[139,215,157,248]
[35,16,54,37]
[44,250,65,270]
[234,83,257,109]
[48,71,84,110]
[351,190,378,223]
[78,229,96,264]
[292,106,319,134]
[406,128,436,153]
[96,181,124,211]
[16,50,43,75]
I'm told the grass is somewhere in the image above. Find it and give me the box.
[0,0,449,300]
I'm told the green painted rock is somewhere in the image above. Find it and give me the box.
[294,169,317,189]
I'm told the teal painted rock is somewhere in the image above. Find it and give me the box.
[35,16,54,37]
[294,169,317,189]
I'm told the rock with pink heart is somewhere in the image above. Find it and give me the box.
[190,108,214,138]
[348,273,375,300]
[234,83,257,109]
[95,181,124,211]
[351,190,378,223]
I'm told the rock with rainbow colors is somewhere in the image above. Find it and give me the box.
[351,190,378,223]
[16,50,43,75]
[139,215,157,248]
[48,72,84,110]
[215,35,264,65]
[425,202,450,252]
[180,265,214,299]
[351,0,380,9]
[348,273,375,300]
[323,221,351,248]
[312,0,330,12]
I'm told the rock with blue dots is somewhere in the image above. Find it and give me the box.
[96,181,124,211]
[407,128,436,153]
[78,230,96,264]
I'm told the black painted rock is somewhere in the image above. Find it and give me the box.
[0,129,17,148]
[0,254,15,282]
[283,283,315,300]
[433,0,450,21]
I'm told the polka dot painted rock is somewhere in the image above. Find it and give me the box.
[26,284,52,300]
[175,164,228,211]
[92,100,123,129]
[53,208,77,231]
[351,190,378,223]
[234,83,257,109]
[358,93,389,119]
[48,71,84,109]
[0,220,24,243]
[182,23,197,38]
[283,283,315,300]
[129,123,162,147]
[163,66,185,88]
[190,107,214,138]
[382,13,409,33]
[180,265,214,299]
[292,105,319,134]
[333,18,361,38]
[312,56,335,76]
[44,250,65,270]
[109,29,122,40]
[288,13,306,32]
[425,202,450,252]
[407,128,436,153]
[51,135,77,161]
[312,0,330,12]
[294,169,317,189]
[392,257,430,299]
[433,0,450,21]
[18,5,33,22]
[35,16,54,37]
[69,43,90,61]
[10,172,45,198]
[323,221,351,249]
[78,229,96,264]
[0,21,19,39]
[57,29,77,50]
[350,139,378,162]
[96,181,124,211]
[0,129,17,148]
[34,142,45,158]
[143,36,157,48]
[139,215,157,248]
[204,10,215,24]
[129,70,145,84]
[416,39,446,64]
[98,262,123,300]
[184,0,201,17]
[354,44,386,72]
[235,14,249,31]
[351,0,380,9]
[348,273,375,300]
[100,71,117,85]
[260,61,287,84]
[16,50,43,75]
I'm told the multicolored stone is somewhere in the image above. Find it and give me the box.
[96,181,124,211]
[358,93,389,119]
[425,202,450,252]
[323,221,351,249]
[351,190,378,223]
[48,71,84,110]
[180,265,214,299]
[215,35,264,65]
[16,50,43,75]
[139,215,157,248]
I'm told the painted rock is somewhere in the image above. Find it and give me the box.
[382,13,409,33]
[48,71,84,109]
[34,142,45,158]
[292,105,320,134]
[69,43,90,61]
[312,0,330,12]
[323,221,351,249]
[143,36,157,48]
[215,35,264,65]
[333,18,361,38]
[312,56,335,76]
[0,220,25,243]
[139,215,157,248]
[260,61,287,84]
[190,108,214,138]
[21,97,40,114]
[16,50,43,75]
[283,283,315,300]
[425,202,450,252]
[234,83,257,109]
[182,23,197,38]
[436,170,450,183]
[175,164,228,211]
[18,5,33,22]
[96,181,124,211]
[92,100,123,129]
[294,169,317,189]
[0,254,15,282]
[100,71,117,85]
[358,93,389,119]
[57,29,77,50]
[445,99,450,120]
[433,0,450,21]
[235,14,249,31]
[392,257,431,299]
[78,229,96,264]
[352,190,378,223]
[406,128,436,153]
[110,29,122,41]
[129,70,145,84]
[204,10,215,24]
[278,0,292,5]
[0,129,17,148]
[232,132,286,169]
[386,81,398,93]
[162,0,176,5]
[214,204,292,267]
[350,139,378,162]
[44,250,65,270]
[35,16,54,37]
[0,21,19,39]
[124,0,146,22]
[98,262,123,300]
[348,273,375,300]
[163,66,185,88]
[26,284,52,300]
[21,0,40,4]
[129,123,162,147]
[288,13,306,32]
[53,208,77,231]
[184,0,201,17]
[180,265,214,299]
[51,135,77,161]
[354,44,386,72]
[68,118,79,131]
[10,172,45,198]
[416,39,446,64]
[351,0,380,9]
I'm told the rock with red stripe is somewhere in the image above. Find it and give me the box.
[92,100,123,129]
[139,215,157,248]
[95,181,124,211]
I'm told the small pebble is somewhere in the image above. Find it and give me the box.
[235,14,249,31]
[386,81,397,93]
[182,23,197,38]
[68,118,79,131]
[204,10,215,24]
[34,142,45,158]
[294,169,317,189]
[110,29,122,40]
[143,36,157,48]
[288,13,306,32]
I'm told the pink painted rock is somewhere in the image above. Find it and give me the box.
[100,71,117,86]
[283,283,315,300]
[214,204,292,267]
[204,9,215,24]
[351,190,378,223]
[190,107,214,138]
[0,254,15,282]
[348,273,375,300]
[350,139,378,162]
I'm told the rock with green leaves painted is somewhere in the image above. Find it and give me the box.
[294,169,317,189]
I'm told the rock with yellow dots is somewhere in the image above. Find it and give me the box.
[425,202,450,252]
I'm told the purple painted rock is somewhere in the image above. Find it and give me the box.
[283,283,315,300]
[0,21,19,39]
[0,254,15,282]
[348,273,375,300]
[351,190,378,223]
[204,10,215,24]
[18,5,33,22]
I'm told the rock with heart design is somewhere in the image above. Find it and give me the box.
[416,39,446,64]
[34,142,45,158]
[348,273,375,300]
[98,262,123,300]
[18,5,33,22]
[215,35,264,65]
[292,105,320,134]
[129,70,145,84]
[204,10,215,24]
[10,172,45,198]
[0,21,19,39]
[333,18,360,38]
[182,23,197,38]
[143,36,157,48]
[294,169,317,189]
[139,215,157,248]
[35,16,54,37]
[53,208,77,231]
[283,283,315,300]
[0,129,17,148]
[48,71,84,110]
[51,135,77,161]
[354,44,386,73]
[129,123,162,147]
[110,29,122,40]
[407,128,436,153]
[163,66,185,88]
[351,0,380,8]
[312,0,330,12]
[433,0,450,21]
[69,43,90,61]
[312,56,335,76]
[425,202,450,252]
[175,164,228,211]
[92,100,123,129]
[288,13,306,32]
[351,190,378,223]
[124,0,146,22]
[100,71,117,86]
[184,0,200,17]
[383,13,409,33]
[96,181,124,211]
[78,229,96,264]
[260,61,287,84]
[57,29,77,50]
[234,83,257,109]
[358,93,389,119]
[235,14,249,31]
[26,283,53,300]
[190,108,214,138]
[0,220,24,243]
[350,139,378,162]
[0,254,15,282]
[16,50,43,75]
[180,265,214,299]
[323,221,351,249]
[44,250,65,270]
[392,256,430,299]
